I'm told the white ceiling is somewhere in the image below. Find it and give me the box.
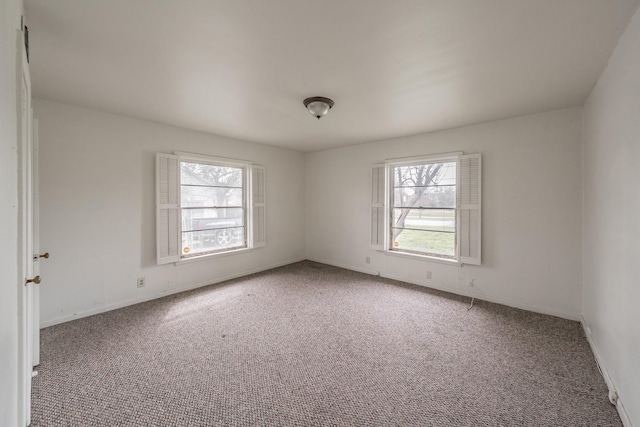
[25,0,640,152]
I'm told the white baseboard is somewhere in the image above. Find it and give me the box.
[306,257,581,321]
[40,258,304,328]
[306,258,382,276]
[581,317,634,427]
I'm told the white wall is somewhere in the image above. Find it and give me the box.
[0,0,22,425]
[35,99,306,326]
[306,108,583,319]
[583,6,640,426]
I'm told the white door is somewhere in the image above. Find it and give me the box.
[17,28,35,427]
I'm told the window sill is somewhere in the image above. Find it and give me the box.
[174,246,256,265]
[384,250,462,267]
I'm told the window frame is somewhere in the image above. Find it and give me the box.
[156,152,265,265]
[178,156,249,258]
[388,156,459,260]
[371,152,481,266]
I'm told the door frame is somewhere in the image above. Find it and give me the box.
[16,27,34,427]
[32,117,40,368]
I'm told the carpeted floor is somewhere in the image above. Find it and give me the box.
[31,261,620,426]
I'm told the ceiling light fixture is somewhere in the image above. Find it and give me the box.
[303,97,334,119]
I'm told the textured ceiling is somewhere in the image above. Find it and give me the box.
[25,0,640,151]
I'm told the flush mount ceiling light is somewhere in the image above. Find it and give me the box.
[303,97,334,119]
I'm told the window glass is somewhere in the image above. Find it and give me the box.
[180,161,246,257]
[390,161,456,259]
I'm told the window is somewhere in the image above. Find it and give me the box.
[391,160,457,259]
[371,153,481,265]
[180,161,246,257]
[156,153,265,264]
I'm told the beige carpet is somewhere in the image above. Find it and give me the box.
[31,261,620,426]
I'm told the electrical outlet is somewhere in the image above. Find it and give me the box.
[137,277,145,288]
[426,271,432,280]
[365,256,370,264]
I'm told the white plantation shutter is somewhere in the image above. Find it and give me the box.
[156,153,181,264]
[458,154,481,265]
[251,165,266,248]
[371,164,386,250]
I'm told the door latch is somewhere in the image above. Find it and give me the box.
[25,275,41,286]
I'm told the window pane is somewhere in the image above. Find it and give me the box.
[181,162,243,187]
[181,227,245,256]
[182,208,244,232]
[389,159,457,259]
[178,159,248,258]
[393,161,456,187]
[392,208,455,232]
[393,186,456,208]
[391,229,455,258]
[181,186,243,208]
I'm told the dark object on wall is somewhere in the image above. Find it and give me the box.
[21,16,29,62]
[25,25,29,63]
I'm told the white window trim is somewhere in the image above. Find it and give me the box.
[371,152,481,266]
[385,151,463,165]
[174,151,252,168]
[385,249,462,267]
[156,152,266,265]
[174,247,254,265]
